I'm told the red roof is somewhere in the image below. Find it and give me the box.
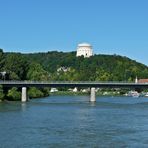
[138,79,148,83]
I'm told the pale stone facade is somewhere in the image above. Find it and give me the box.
[76,43,93,58]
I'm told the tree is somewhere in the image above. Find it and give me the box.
[28,87,44,98]
[0,85,4,100]
[7,87,21,101]
[27,62,49,81]
[0,49,4,70]
[3,53,28,80]
[0,48,3,54]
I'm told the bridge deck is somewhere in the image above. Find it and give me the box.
[0,81,148,88]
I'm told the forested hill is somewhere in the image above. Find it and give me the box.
[23,51,148,81]
[0,49,148,81]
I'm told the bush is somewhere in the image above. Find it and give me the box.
[0,85,4,100]
[7,87,21,101]
[28,87,44,98]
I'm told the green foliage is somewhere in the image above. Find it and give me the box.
[24,51,148,81]
[41,87,50,96]
[0,49,4,70]
[27,62,49,81]
[28,87,44,98]
[0,49,3,53]
[1,51,147,82]
[0,85,4,100]
[2,53,29,80]
[7,87,21,101]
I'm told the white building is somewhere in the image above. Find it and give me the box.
[50,88,58,93]
[73,87,78,92]
[57,67,70,73]
[76,43,93,58]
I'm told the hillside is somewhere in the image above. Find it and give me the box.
[1,49,148,82]
[23,51,148,81]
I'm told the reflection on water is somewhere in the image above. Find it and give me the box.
[21,102,27,112]
[0,96,148,147]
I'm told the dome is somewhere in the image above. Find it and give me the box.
[78,43,91,47]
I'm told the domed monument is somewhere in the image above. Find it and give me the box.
[76,43,93,58]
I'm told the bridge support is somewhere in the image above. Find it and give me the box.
[22,87,27,102]
[90,87,96,102]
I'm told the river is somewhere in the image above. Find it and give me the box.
[0,96,148,148]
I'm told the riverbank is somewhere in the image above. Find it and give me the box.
[1,89,148,102]
[0,91,122,102]
[50,91,122,96]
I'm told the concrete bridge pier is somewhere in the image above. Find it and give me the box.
[90,87,96,102]
[22,87,27,102]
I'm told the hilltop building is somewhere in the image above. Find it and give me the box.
[76,43,93,58]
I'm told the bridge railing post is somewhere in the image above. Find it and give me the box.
[90,87,96,102]
[22,87,27,102]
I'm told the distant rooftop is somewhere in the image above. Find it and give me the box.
[138,79,148,83]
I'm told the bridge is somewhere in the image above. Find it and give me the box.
[1,81,148,102]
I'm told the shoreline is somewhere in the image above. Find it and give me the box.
[1,90,148,102]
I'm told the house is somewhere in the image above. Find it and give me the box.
[138,79,148,84]
[57,67,70,73]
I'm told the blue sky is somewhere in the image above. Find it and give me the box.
[0,0,148,65]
